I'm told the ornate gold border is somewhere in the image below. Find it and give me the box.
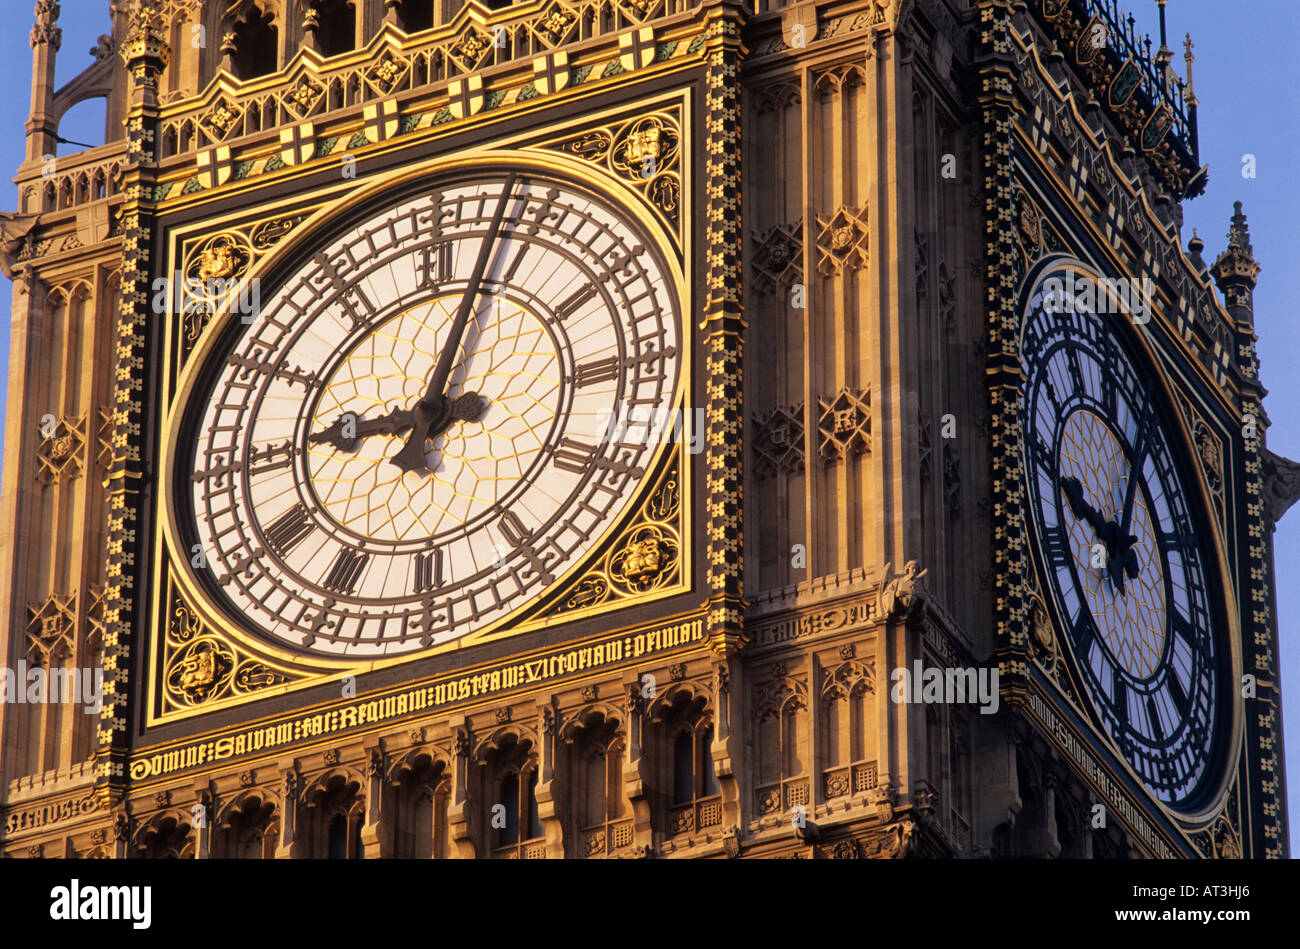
[147,128,694,725]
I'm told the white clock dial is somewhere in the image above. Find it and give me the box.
[176,167,682,658]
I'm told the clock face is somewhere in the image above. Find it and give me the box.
[1019,263,1230,810]
[172,165,682,658]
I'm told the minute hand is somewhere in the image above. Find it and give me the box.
[1117,376,1155,540]
[390,174,517,473]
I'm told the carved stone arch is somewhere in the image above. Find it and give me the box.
[133,810,195,858]
[214,790,279,859]
[387,746,451,785]
[49,71,113,132]
[1051,779,1085,859]
[473,724,538,764]
[814,62,867,97]
[754,675,809,720]
[388,748,451,858]
[302,769,364,858]
[475,729,543,856]
[560,706,632,856]
[1011,742,1050,858]
[648,683,720,839]
[302,766,365,802]
[558,702,624,743]
[223,0,283,80]
[821,659,876,701]
[216,786,281,825]
[46,279,93,307]
[753,81,801,114]
[645,678,713,725]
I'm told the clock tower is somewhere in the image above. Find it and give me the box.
[0,0,1291,859]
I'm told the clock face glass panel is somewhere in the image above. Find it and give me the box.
[175,167,682,659]
[1019,264,1230,810]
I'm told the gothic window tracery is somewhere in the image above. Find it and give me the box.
[214,795,278,858]
[563,713,630,857]
[650,692,718,838]
[304,774,363,858]
[819,659,875,802]
[479,735,543,858]
[391,754,449,858]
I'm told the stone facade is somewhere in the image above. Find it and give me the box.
[0,0,1289,860]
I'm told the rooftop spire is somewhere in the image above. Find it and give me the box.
[1211,202,1261,323]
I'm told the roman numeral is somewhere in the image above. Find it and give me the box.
[573,357,619,389]
[498,510,529,547]
[1072,614,1096,660]
[265,503,315,556]
[1145,695,1164,742]
[323,547,369,594]
[552,437,596,474]
[1113,674,1129,729]
[249,440,293,477]
[1066,347,1086,399]
[1172,612,1212,664]
[314,251,376,330]
[226,353,317,389]
[1159,530,1197,559]
[497,510,555,585]
[413,549,443,592]
[1166,671,1189,717]
[1030,430,1055,473]
[501,243,528,285]
[1043,525,1072,569]
[554,283,597,322]
[418,240,453,289]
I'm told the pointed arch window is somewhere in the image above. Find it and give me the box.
[312,0,356,57]
[230,5,278,80]
[481,736,544,858]
[652,693,720,839]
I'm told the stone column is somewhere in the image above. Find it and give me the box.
[447,722,477,858]
[275,769,301,858]
[26,0,61,163]
[361,746,385,857]
[622,679,651,854]
[533,702,565,858]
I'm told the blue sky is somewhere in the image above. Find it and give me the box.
[1,1,1297,853]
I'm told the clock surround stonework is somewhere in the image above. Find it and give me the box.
[0,0,1290,859]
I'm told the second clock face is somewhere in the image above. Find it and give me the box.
[1019,262,1229,811]
[175,166,682,658]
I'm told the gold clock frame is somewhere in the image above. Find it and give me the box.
[149,144,693,725]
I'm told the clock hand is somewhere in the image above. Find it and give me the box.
[309,395,486,453]
[1060,474,1137,594]
[1060,476,1110,537]
[391,174,518,474]
[1110,376,1155,587]
[309,406,413,452]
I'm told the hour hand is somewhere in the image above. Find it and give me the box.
[448,391,486,423]
[309,406,412,452]
[1060,476,1108,535]
[388,391,487,474]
